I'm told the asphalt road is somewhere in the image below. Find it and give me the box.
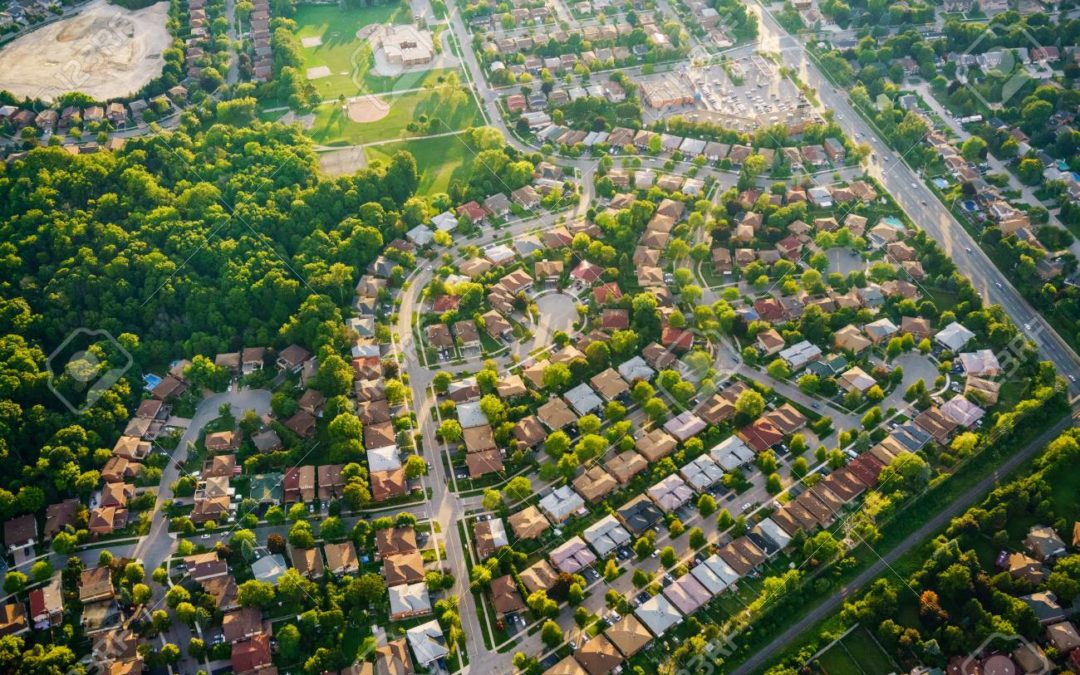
[731,407,1078,675]
[750,3,1080,386]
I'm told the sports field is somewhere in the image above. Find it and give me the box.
[308,85,482,146]
[294,4,458,100]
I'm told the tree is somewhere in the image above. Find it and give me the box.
[237,580,276,608]
[288,521,315,548]
[352,573,386,605]
[603,558,620,581]
[660,546,677,567]
[717,508,734,530]
[960,136,987,162]
[697,493,717,517]
[542,363,571,391]
[438,419,463,442]
[320,516,346,541]
[176,602,197,625]
[29,561,53,583]
[3,571,26,594]
[792,456,809,478]
[51,531,78,555]
[689,527,706,549]
[803,530,841,565]
[287,502,309,522]
[433,371,452,393]
[1018,157,1044,185]
[766,473,783,494]
[265,505,285,525]
[505,476,532,502]
[165,585,190,608]
[482,489,502,511]
[278,624,302,661]
[767,359,791,380]
[735,389,766,419]
[878,452,930,494]
[541,620,564,647]
[132,583,152,606]
[404,454,428,479]
[632,568,651,588]
[544,431,571,458]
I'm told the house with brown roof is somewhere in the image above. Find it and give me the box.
[324,541,360,576]
[490,574,525,615]
[371,468,408,502]
[375,639,414,675]
[283,410,316,438]
[376,527,417,560]
[205,429,241,453]
[277,344,311,372]
[365,421,397,449]
[100,482,134,509]
[0,602,27,637]
[606,451,647,484]
[80,567,115,604]
[203,454,236,478]
[4,514,37,553]
[538,397,577,430]
[508,506,550,540]
[222,607,265,644]
[384,551,425,586]
[512,415,546,448]
[291,546,325,579]
[635,429,677,462]
[317,464,346,501]
[738,418,784,453]
[231,633,272,674]
[520,559,559,593]
[467,449,504,478]
[575,634,623,675]
[573,465,618,503]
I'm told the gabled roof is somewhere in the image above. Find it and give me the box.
[634,593,682,636]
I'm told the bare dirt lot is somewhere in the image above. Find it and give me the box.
[346,95,390,123]
[0,0,171,102]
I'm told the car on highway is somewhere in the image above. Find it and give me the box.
[996,282,1003,289]
[965,247,972,253]
[1024,323,1031,331]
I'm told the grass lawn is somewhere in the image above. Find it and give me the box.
[308,87,481,146]
[293,4,460,100]
[365,133,481,194]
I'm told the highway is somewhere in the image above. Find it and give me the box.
[749,0,1080,386]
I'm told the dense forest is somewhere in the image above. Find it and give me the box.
[0,103,423,520]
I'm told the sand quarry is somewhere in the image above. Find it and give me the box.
[0,0,171,102]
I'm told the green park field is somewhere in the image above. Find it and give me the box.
[307,85,482,147]
[294,4,457,100]
[365,134,475,194]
